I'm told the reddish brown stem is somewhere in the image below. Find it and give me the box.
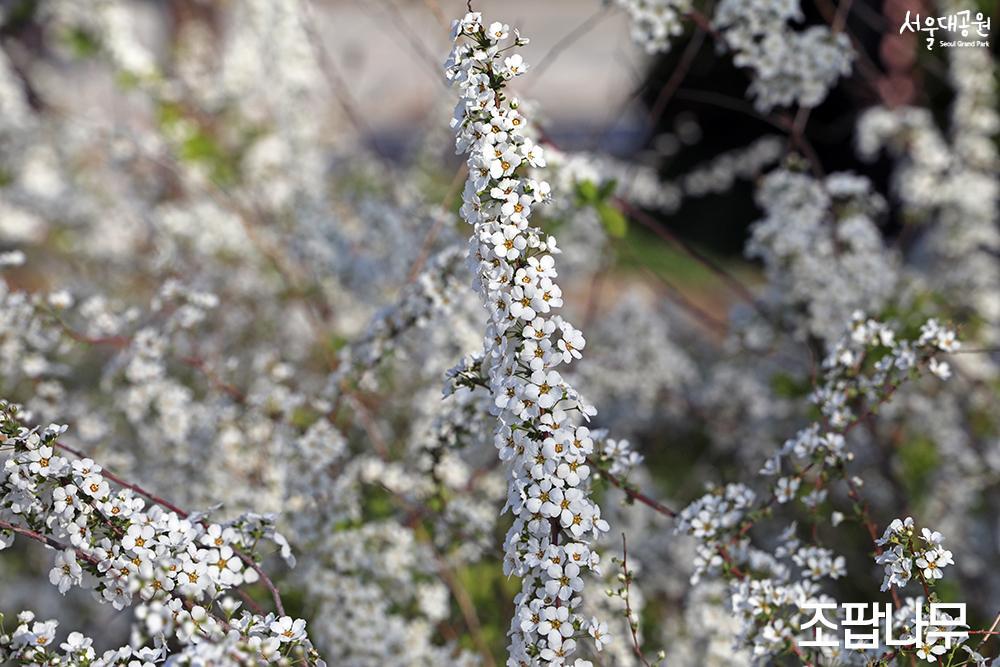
[0,518,100,566]
[591,458,677,517]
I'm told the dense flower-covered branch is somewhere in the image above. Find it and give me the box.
[446,13,611,665]
[0,400,320,665]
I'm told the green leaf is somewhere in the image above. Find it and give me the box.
[575,179,600,204]
[597,178,618,200]
[596,202,628,238]
[64,28,101,58]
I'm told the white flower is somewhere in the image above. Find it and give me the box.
[520,139,546,168]
[538,605,573,641]
[921,527,943,546]
[60,631,94,656]
[916,640,947,662]
[876,545,912,591]
[48,549,82,594]
[928,357,951,380]
[270,616,307,642]
[81,474,110,500]
[451,12,483,39]
[122,523,156,554]
[491,225,526,261]
[544,561,584,600]
[502,54,526,78]
[487,144,522,179]
[525,370,563,409]
[487,21,509,42]
[557,323,585,362]
[18,620,58,648]
[588,617,610,651]
[205,546,244,586]
[775,476,800,503]
[876,516,914,546]
[915,546,953,581]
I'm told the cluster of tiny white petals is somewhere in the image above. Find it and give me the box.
[0,401,320,665]
[328,246,470,394]
[615,0,692,54]
[675,482,756,584]
[856,40,998,347]
[875,518,957,593]
[713,0,853,111]
[673,312,962,662]
[547,135,783,217]
[446,13,608,665]
[747,170,898,343]
[1,607,319,666]
[762,313,958,485]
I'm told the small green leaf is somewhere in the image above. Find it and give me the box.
[65,28,101,58]
[596,202,628,238]
[575,179,600,204]
[597,178,618,200]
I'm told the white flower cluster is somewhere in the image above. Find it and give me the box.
[875,518,957,593]
[764,313,958,482]
[856,40,998,346]
[614,0,692,54]
[679,136,785,198]
[677,488,847,659]
[747,170,898,343]
[0,401,320,664]
[575,295,697,436]
[713,0,853,111]
[1,607,316,666]
[675,482,755,583]
[445,13,609,664]
[328,246,470,394]
[672,312,963,662]
[547,135,783,218]
[728,576,831,659]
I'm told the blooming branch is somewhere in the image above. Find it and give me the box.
[446,12,611,664]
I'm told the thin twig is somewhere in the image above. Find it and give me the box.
[844,475,902,610]
[433,550,497,667]
[377,0,448,82]
[300,0,392,162]
[406,163,466,283]
[831,0,856,34]
[614,197,767,317]
[56,320,246,404]
[54,441,191,517]
[529,7,612,84]
[417,0,450,32]
[685,8,720,39]
[672,88,789,131]
[594,460,677,518]
[974,612,1000,649]
[0,519,99,565]
[621,534,652,667]
[636,262,730,335]
[647,28,706,129]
